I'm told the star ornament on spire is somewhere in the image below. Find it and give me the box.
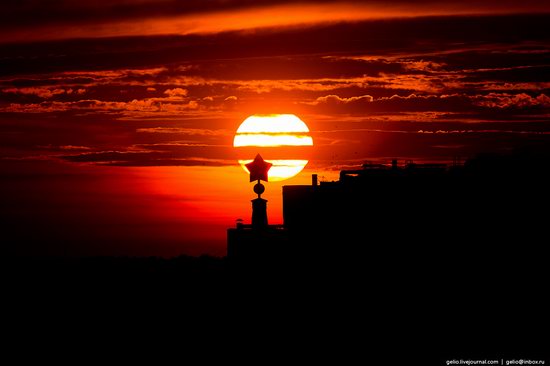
[245,154,272,182]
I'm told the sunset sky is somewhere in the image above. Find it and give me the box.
[2,0,550,256]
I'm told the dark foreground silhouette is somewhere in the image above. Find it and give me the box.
[226,149,549,360]
[4,150,549,363]
[4,254,546,362]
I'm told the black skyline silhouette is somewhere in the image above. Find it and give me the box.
[5,149,549,362]
[224,149,549,359]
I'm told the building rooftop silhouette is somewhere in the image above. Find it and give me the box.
[228,151,550,266]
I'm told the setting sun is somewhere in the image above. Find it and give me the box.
[234,114,313,181]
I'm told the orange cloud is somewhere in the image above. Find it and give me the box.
[136,127,228,136]
[308,94,374,105]
[2,87,67,99]
[3,98,202,116]
[480,82,550,91]
[163,88,188,98]
[3,2,548,43]
[473,93,550,108]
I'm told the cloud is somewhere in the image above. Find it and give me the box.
[136,127,228,136]
[59,145,92,150]
[301,92,550,115]
[310,94,374,105]
[234,79,364,93]
[223,95,238,110]
[3,101,71,113]
[60,149,235,167]
[473,93,550,108]
[2,15,549,78]
[401,60,445,72]
[163,88,188,98]
[480,82,550,91]
[1,1,549,43]
[2,87,66,98]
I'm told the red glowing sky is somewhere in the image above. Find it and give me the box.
[1,1,550,256]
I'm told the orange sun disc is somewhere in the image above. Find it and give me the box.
[233,114,313,181]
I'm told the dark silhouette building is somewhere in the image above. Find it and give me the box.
[228,152,549,268]
[227,199,287,262]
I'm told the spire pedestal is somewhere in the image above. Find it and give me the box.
[251,197,268,229]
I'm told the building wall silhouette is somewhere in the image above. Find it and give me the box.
[228,152,549,270]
